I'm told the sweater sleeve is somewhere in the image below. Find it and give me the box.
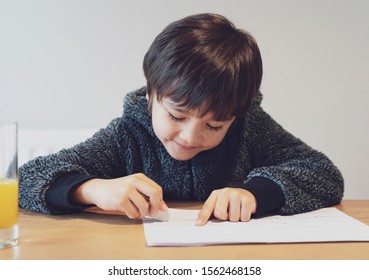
[18,118,128,215]
[245,103,344,215]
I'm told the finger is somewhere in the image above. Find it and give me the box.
[213,189,230,221]
[145,200,169,218]
[159,200,168,211]
[128,190,150,219]
[228,192,241,222]
[240,197,253,222]
[195,193,217,226]
[122,200,140,220]
[132,174,164,215]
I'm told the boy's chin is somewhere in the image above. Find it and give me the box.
[166,149,199,161]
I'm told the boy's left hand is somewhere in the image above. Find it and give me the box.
[195,188,257,226]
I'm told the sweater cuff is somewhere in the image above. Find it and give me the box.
[45,173,96,213]
[243,177,285,217]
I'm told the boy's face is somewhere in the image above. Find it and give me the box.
[151,94,235,161]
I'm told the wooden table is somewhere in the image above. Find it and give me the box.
[0,200,368,260]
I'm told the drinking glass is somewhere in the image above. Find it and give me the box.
[0,122,18,249]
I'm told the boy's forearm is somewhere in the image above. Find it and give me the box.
[71,178,99,205]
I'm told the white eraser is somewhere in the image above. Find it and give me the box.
[149,210,170,222]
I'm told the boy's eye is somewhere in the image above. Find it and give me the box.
[168,112,184,122]
[206,124,223,132]
[168,112,224,132]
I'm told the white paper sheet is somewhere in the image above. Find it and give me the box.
[143,207,369,246]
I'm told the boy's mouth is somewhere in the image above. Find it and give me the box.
[172,140,198,151]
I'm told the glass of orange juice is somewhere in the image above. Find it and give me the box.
[0,122,18,249]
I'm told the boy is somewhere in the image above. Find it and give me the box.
[19,13,344,225]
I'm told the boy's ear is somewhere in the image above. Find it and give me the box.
[146,91,154,113]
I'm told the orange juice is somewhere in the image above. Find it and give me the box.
[0,178,18,228]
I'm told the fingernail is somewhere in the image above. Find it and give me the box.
[195,218,203,226]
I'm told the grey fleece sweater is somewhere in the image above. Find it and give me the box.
[19,87,344,216]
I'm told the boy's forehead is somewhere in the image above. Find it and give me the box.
[163,98,189,112]
[153,90,212,116]
[162,98,207,116]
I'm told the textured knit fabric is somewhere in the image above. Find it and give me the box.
[19,87,344,215]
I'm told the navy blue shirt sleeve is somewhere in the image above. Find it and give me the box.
[45,173,96,213]
[243,177,285,217]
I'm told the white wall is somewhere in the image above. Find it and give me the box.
[1,0,368,199]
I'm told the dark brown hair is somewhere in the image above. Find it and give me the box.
[143,13,262,120]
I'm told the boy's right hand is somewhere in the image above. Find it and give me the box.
[72,173,168,219]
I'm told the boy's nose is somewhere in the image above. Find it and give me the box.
[179,124,202,144]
